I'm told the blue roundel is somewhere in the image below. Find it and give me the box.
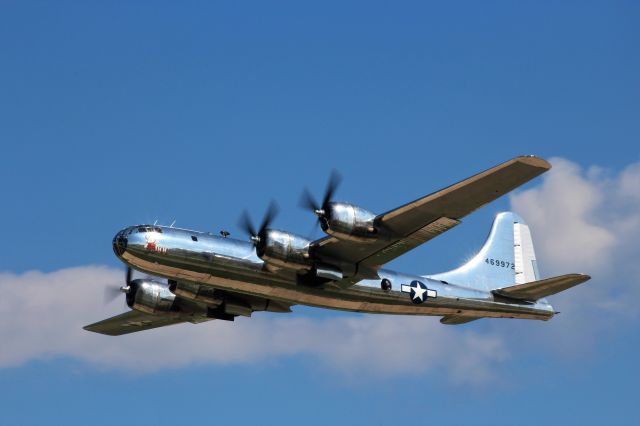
[409,280,428,304]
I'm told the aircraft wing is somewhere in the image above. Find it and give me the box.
[84,284,293,336]
[312,156,551,280]
[83,310,204,336]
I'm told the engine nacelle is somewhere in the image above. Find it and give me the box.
[256,229,313,270]
[126,279,178,315]
[320,202,378,242]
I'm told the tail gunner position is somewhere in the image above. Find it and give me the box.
[85,156,590,335]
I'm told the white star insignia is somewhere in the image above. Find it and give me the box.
[412,284,427,301]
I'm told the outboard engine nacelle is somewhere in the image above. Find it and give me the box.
[256,229,313,270]
[126,279,178,315]
[320,202,378,242]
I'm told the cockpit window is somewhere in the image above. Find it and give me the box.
[136,226,161,233]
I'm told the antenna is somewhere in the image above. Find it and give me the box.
[169,219,176,228]
[153,219,158,226]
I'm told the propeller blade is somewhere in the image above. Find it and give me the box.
[103,285,122,305]
[258,200,279,235]
[321,169,342,210]
[125,266,133,286]
[238,210,257,238]
[299,187,319,212]
[104,266,134,305]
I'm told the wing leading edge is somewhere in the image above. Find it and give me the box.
[313,156,551,279]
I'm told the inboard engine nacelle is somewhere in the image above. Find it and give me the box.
[256,230,346,280]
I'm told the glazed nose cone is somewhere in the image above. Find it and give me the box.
[113,229,128,256]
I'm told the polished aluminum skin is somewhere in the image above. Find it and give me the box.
[320,202,378,241]
[86,156,591,335]
[126,279,177,315]
[257,229,312,269]
[112,218,553,322]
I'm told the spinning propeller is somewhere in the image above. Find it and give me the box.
[238,200,279,245]
[299,169,342,224]
[103,266,133,304]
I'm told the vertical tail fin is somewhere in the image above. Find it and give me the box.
[426,212,540,291]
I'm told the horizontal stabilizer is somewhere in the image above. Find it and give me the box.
[492,273,591,301]
[440,315,481,325]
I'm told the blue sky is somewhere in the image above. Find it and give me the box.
[1,1,639,425]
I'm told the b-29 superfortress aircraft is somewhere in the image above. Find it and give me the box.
[85,156,590,335]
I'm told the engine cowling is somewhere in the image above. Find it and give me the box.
[126,279,178,315]
[256,229,313,270]
[320,202,378,242]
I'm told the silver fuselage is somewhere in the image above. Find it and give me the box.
[113,225,554,321]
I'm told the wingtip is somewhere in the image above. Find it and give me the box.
[83,324,100,333]
[515,155,552,170]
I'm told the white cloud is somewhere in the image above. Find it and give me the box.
[511,158,640,310]
[510,158,616,273]
[0,266,506,385]
[507,157,640,355]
